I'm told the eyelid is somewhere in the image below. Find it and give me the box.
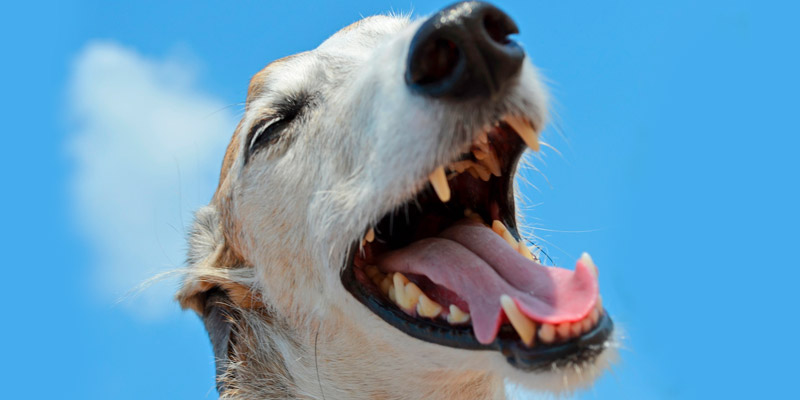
[247,116,282,151]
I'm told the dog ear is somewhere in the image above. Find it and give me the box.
[176,205,257,314]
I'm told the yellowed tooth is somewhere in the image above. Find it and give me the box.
[492,220,519,251]
[589,308,600,325]
[365,265,379,279]
[581,316,593,333]
[403,282,423,311]
[505,115,540,151]
[392,273,409,308]
[483,148,502,177]
[416,293,443,318]
[380,276,393,295]
[556,323,571,340]
[447,304,470,324]
[470,163,491,181]
[538,323,556,344]
[371,273,384,287]
[518,242,535,261]
[450,160,472,173]
[365,228,375,243]
[388,284,396,302]
[500,295,536,347]
[464,208,484,224]
[472,148,489,160]
[429,166,450,202]
[570,321,583,337]
[465,166,480,179]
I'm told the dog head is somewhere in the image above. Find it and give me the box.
[178,1,614,396]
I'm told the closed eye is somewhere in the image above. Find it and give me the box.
[244,93,309,163]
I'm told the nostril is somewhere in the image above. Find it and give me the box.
[408,38,461,86]
[483,13,513,45]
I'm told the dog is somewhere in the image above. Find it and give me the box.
[177,2,615,399]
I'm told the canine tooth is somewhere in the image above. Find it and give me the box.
[538,323,556,344]
[505,115,540,151]
[580,252,598,277]
[416,293,443,318]
[429,166,451,202]
[492,220,519,251]
[556,323,571,340]
[447,305,470,324]
[500,295,535,347]
[518,243,535,261]
[365,228,375,243]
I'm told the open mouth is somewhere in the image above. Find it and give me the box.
[341,115,613,371]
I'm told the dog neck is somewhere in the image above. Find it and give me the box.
[204,290,505,399]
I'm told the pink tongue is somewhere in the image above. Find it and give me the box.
[377,219,598,344]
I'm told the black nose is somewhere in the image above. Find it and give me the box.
[405,1,524,100]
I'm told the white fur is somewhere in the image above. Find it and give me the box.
[178,12,613,400]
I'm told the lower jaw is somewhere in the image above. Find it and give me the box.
[341,248,614,371]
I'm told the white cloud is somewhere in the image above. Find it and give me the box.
[67,41,237,320]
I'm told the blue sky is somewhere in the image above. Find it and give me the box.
[1,0,798,398]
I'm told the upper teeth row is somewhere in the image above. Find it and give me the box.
[428,116,540,203]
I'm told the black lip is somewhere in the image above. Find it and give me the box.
[340,120,613,370]
[341,246,613,371]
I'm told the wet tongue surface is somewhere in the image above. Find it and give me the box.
[377,219,598,344]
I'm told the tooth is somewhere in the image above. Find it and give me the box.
[392,273,409,308]
[380,276,393,295]
[403,282,423,311]
[518,243,535,261]
[447,304,470,324]
[365,228,375,243]
[570,321,583,337]
[465,166,480,179]
[538,323,556,344]
[416,293,443,318]
[500,295,536,347]
[365,265,379,279]
[464,208,483,223]
[429,166,450,202]
[492,220,519,251]
[556,323,571,340]
[451,160,471,173]
[505,116,540,151]
[482,149,502,177]
[388,284,396,302]
[580,252,598,277]
[470,163,491,181]
[589,308,599,324]
[581,316,593,333]
[472,148,489,160]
